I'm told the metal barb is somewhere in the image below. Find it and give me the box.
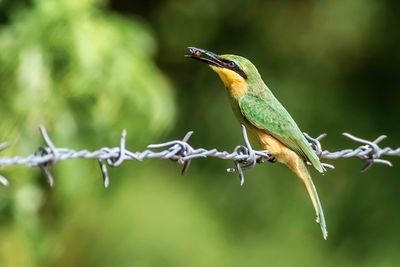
[38,126,57,187]
[39,126,57,160]
[40,165,55,187]
[235,161,245,186]
[304,133,326,158]
[0,144,9,185]
[0,143,8,152]
[241,125,257,168]
[107,129,127,167]
[98,159,110,188]
[322,163,335,170]
[228,125,256,186]
[0,175,9,186]
[180,131,194,175]
[343,133,393,171]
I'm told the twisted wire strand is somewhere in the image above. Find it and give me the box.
[0,125,398,187]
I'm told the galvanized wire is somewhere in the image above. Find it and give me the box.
[0,125,398,187]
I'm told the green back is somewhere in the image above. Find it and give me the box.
[239,91,324,173]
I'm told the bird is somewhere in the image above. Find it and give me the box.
[186,47,328,239]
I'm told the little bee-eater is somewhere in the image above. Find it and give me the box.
[187,47,328,239]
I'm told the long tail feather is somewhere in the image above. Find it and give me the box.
[295,159,328,239]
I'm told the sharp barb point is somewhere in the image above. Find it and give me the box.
[0,143,8,152]
[182,131,194,142]
[0,175,9,186]
[181,160,191,175]
[40,166,55,187]
[234,161,245,186]
[361,162,373,172]
[317,133,328,140]
[98,159,110,188]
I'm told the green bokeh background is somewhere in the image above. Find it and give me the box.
[0,0,399,266]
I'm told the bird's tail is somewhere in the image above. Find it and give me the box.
[292,158,328,239]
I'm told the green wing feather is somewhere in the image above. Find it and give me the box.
[239,93,324,173]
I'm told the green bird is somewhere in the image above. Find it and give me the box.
[187,47,328,239]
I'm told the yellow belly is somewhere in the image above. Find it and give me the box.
[246,125,302,170]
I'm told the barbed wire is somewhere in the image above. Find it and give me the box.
[0,125,398,187]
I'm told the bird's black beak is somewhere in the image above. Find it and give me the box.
[186,47,225,67]
[186,47,248,79]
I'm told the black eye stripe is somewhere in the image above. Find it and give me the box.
[221,60,247,79]
[236,69,248,80]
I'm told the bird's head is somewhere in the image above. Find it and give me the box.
[186,47,261,94]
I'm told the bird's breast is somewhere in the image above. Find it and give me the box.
[246,125,299,166]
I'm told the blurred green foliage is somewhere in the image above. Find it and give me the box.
[1,0,400,266]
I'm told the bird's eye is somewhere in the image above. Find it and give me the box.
[228,61,237,68]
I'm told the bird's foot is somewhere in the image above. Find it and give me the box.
[267,156,276,163]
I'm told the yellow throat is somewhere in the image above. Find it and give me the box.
[210,66,248,101]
